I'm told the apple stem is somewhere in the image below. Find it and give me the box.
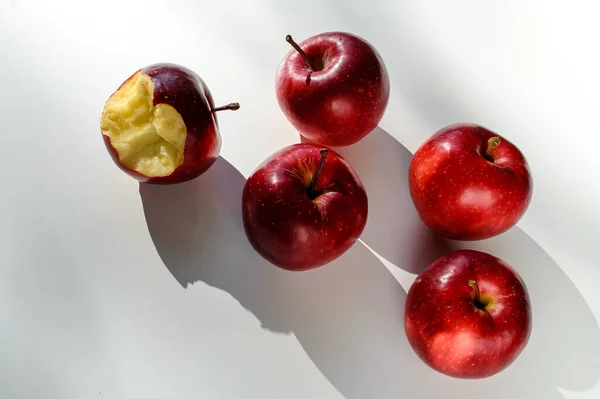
[286,34,316,70]
[485,136,501,159]
[469,280,482,305]
[307,148,329,196]
[211,103,240,113]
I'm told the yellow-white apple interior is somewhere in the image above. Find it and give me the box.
[100,72,186,177]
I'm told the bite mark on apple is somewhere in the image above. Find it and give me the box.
[100,71,186,177]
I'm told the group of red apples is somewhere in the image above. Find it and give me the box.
[100,32,533,380]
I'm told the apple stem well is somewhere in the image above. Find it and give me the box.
[485,136,501,161]
[307,148,329,199]
[211,103,241,113]
[468,280,492,311]
[286,34,324,71]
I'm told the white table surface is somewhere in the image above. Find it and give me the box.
[2,0,599,398]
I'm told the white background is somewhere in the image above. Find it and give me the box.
[1,0,599,398]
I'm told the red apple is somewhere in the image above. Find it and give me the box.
[275,32,390,147]
[242,143,368,271]
[408,123,533,240]
[404,249,532,379]
[100,63,239,184]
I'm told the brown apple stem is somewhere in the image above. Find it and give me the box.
[486,136,501,158]
[211,103,240,113]
[286,34,315,70]
[469,280,482,305]
[307,148,329,194]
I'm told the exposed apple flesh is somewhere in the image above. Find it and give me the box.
[100,63,239,184]
[101,71,186,177]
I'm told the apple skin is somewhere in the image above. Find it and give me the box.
[242,143,368,271]
[404,249,532,379]
[102,63,235,185]
[408,123,533,240]
[276,32,390,147]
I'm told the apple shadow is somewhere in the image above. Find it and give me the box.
[138,156,427,398]
[446,229,600,399]
[140,154,600,399]
[334,126,450,274]
[337,127,600,398]
[138,157,294,334]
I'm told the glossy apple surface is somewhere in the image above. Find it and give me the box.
[276,32,390,147]
[408,123,532,240]
[404,249,532,379]
[242,143,368,270]
[100,63,239,184]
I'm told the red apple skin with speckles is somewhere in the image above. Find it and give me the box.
[408,124,533,240]
[242,143,368,271]
[404,249,532,379]
[275,32,390,147]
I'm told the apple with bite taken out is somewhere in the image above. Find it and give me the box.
[100,63,239,184]
[408,123,533,240]
[275,32,390,147]
[404,249,532,379]
[242,143,368,271]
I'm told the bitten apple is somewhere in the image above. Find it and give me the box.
[275,32,390,147]
[404,249,532,379]
[408,123,533,240]
[242,143,368,271]
[100,63,239,184]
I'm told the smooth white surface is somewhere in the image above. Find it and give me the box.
[1,0,599,398]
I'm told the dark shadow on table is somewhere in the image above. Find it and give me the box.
[335,127,450,274]
[140,149,600,399]
[338,127,600,398]
[447,229,600,399]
